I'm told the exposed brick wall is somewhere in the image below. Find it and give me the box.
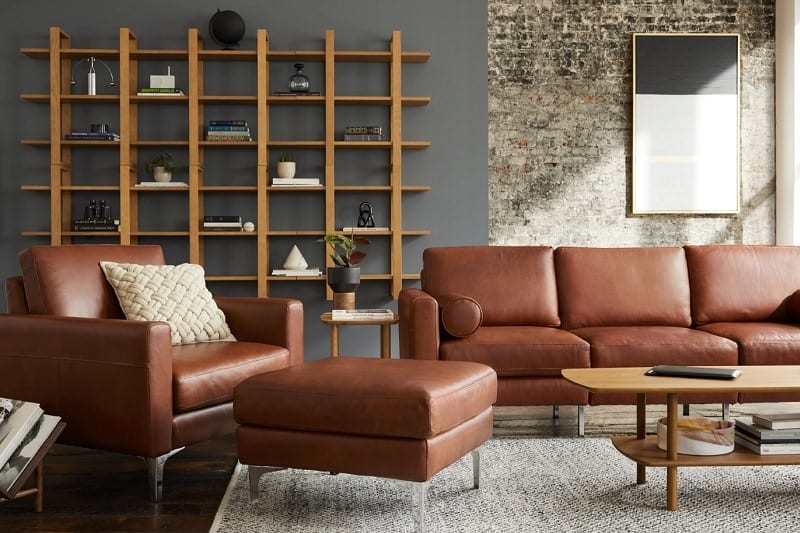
[488,0,775,246]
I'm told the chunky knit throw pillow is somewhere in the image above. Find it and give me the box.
[100,261,235,345]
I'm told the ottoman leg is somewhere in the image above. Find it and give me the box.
[410,480,429,533]
[248,465,286,501]
[472,448,481,489]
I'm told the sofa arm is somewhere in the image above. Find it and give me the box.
[0,314,173,457]
[398,288,440,360]
[215,296,304,367]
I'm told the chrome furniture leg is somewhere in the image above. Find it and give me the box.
[248,465,286,501]
[553,405,559,419]
[683,403,690,416]
[143,447,184,502]
[578,405,585,437]
[471,448,481,489]
[410,480,429,533]
[722,403,730,420]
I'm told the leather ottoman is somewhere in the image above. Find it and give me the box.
[234,356,497,532]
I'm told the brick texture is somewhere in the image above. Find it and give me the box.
[488,0,775,246]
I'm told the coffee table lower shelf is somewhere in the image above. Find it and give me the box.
[613,435,800,467]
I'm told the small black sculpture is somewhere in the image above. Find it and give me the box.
[357,202,375,228]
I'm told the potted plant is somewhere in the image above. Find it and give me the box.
[320,233,370,306]
[146,152,178,183]
[277,152,296,179]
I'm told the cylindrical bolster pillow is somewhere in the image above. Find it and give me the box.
[438,293,483,338]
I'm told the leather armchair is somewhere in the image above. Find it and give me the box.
[0,245,303,501]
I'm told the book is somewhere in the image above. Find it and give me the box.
[341,227,390,232]
[0,414,60,494]
[72,222,120,231]
[735,417,800,443]
[65,132,120,141]
[204,215,242,223]
[205,135,253,141]
[735,434,800,455]
[206,129,250,136]
[203,222,243,228]
[271,268,322,277]
[0,399,44,469]
[272,178,320,186]
[272,91,321,96]
[209,120,248,126]
[135,181,189,187]
[137,87,184,95]
[752,413,800,430]
[331,309,394,320]
[207,125,250,132]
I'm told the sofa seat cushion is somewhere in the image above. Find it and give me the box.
[698,322,800,365]
[439,326,590,377]
[571,326,738,368]
[234,357,497,439]
[172,341,290,413]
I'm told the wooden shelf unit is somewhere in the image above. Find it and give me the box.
[20,27,429,299]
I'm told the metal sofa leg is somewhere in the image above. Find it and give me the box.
[410,480,429,533]
[247,465,286,501]
[553,405,559,419]
[683,403,690,416]
[471,448,481,489]
[143,447,184,502]
[578,405,585,437]
[722,403,730,420]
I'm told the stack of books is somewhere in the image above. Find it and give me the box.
[342,226,390,232]
[72,219,120,232]
[735,414,800,454]
[331,309,394,320]
[206,120,252,141]
[343,125,383,141]
[203,215,243,231]
[0,398,62,494]
[271,268,322,277]
[136,87,185,96]
[135,181,189,188]
[65,131,120,141]
[272,178,320,187]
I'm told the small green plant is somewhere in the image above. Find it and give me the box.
[319,233,370,267]
[278,152,294,163]
[146,152,178,173]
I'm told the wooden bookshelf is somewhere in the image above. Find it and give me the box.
[20,27,430,299]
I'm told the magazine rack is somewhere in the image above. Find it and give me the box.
[0,421,65,512]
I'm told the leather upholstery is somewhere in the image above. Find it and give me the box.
[698,322,800,365]
[422,246,560,326]
[19,244,165,318]
[238,407,493,482]
[555,247,692,329]
[686,245,800,325]
[235,357,497,439]
[439,325,589,375]
[398,288,439,360]
[1,245,302,460]
[438,292,483,337]
[5,276,27,313]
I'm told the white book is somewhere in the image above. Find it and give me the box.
[752,413,800,430]
[0,414,60,493]
[272,268,322,276]
[735,434,800,455]
[331,309,394,320]
[341,227,390,232]
[0,399,44,468]
[272,178,320,185]
[203,222,243,227]
[135,182,189,187]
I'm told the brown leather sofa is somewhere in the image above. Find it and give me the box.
[399,245,800,434]
[0,245,304,500]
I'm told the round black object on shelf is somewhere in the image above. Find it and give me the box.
[208,9,245,49]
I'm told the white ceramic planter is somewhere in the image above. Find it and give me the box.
[153,166,172,183]
[277,161,296,179]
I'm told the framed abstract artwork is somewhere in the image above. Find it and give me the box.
[632,33,740,214]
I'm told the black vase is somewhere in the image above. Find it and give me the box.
[327,267,360,293]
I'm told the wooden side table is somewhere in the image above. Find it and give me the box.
[320,312,400,358]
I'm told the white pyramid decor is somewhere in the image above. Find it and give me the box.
[283,245,309,270]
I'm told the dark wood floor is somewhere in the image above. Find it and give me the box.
[0,402,794,532]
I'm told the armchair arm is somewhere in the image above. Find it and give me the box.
[0,314,173,457]
[215,296,304,366]
[398,288,440,360]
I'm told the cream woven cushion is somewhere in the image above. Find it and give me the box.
[100,261,235,345]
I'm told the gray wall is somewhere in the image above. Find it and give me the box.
[488,1,775,246]
[0,0,489,359]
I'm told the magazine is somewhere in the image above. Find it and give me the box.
[0,399,43,468]
[0,414,60,494]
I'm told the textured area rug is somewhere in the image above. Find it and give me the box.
[210,438,800,532]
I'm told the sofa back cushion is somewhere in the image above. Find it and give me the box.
[686,245,800,325]
[555,247,692,329]
[19,245,165,318]
[421,246,560,326]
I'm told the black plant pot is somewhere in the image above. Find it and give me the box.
[327,266,360,293]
